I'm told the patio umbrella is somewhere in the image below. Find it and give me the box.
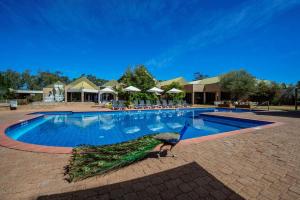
[166,88,183,94]
[100,87,117,94]
[123,86,141,92]
[123,86,141,102]
[99,87,117,103]
[147,87,164,93]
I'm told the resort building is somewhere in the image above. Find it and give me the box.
[184,76,229,104]
[9,88,43,100]
[65,77,99,102]
[157,77,188,88]
[43,81,65,102]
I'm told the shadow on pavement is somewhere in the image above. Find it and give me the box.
[37,162,244,200]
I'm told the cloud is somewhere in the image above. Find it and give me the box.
[146,0,300,68]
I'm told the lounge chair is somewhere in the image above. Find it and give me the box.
[162,99,169,108]
[112,100,119,110]
[183,100,189,107]
[154,100,162,108]
[145,100,152,109]
[154,121,190,157]
[139,100,146,109]
[118,100,126,110]
[168,100,174,108]
[175,100,183,108]
[133,100,140,109]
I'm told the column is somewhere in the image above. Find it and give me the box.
[81,91,84,102]
[65,90,68,102]
[70,92,72,102]
[203,92,206,104]
[192,92,195,105]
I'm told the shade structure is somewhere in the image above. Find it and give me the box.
[147,87,164,93]
[166,88,183,94]
[123,86,141,92]
[99,87,116,94]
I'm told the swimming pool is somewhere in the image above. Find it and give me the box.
[5,108,272,148]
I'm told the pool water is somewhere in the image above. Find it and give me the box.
[5,108,271,147]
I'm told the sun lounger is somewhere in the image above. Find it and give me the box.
[145,100,152,109]
[118,100,126,110]
[139,100,146,109]
[112,100,119,110]
[183,100,189,107]
[168,100,174,108]
[162,99,169,108]
[154,100,162,108]
[134,100,140,109]
[176,100,184,108]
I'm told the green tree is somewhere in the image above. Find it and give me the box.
[118,67,133,86]
[220,69,256,101]
[251,81,276,103]
[162,82,185,101]
[119,65,156,101]
[85,74,108,86]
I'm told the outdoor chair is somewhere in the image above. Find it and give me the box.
[145,100,152,109]
[162,99,169,108]
[112,100,119,110]
[176,100,184,108]
[139,100,146,109]
[168,100,174,108]
[154,121,190,157]
[118,100,126,110]
[154,100,162,108]
[183,100,189,107]
[133,100,140,109]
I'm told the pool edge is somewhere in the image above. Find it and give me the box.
[0,110,283,154]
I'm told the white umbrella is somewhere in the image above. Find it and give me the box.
[123,86,141,92]
[147,87,164,93]
[166,88,183,94]
[99,87,117,103]
[100,87,116,94]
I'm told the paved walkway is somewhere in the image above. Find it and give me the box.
[0,106,300,200]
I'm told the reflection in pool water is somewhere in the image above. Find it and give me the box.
[5,108,271,147]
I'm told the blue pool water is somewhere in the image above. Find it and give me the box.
[5,108,271,147]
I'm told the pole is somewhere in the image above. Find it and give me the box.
[296,88,298,111]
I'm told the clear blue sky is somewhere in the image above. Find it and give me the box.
[0,0,299,83]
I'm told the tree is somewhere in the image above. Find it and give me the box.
[220,69,256,101]
[297,81,300,88]
[118,67,133,86]
[118,65,156,101]
[162,82,185,100]
[251,81,275,103]
[193,72,208,81]
[85,74,108,86]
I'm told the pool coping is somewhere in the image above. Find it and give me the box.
[0,109,284,154]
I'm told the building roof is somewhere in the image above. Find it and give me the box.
[45,81,65,88]
[189,76,220,85]
[157,77,188,87]
[66,77,99,90]
[9,88,43,94]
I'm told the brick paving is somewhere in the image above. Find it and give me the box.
[0,105,300,200]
